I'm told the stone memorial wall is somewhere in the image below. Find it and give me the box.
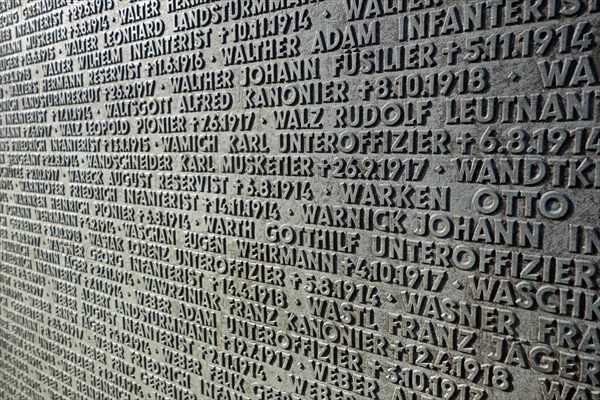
[0,0,598,399]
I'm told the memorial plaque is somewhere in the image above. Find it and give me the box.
[0,0,598,399]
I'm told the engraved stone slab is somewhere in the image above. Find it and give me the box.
[0,1,598,400]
